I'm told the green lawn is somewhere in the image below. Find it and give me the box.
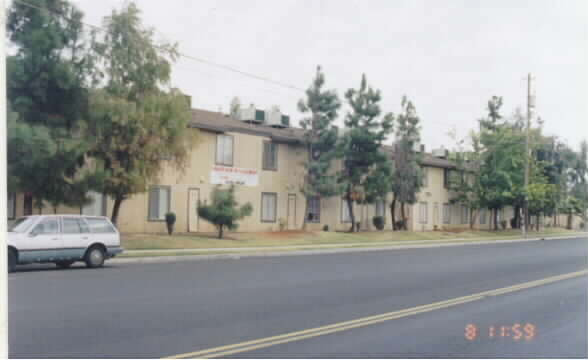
[121,227,583,252]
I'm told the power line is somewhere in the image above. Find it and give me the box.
[11,0,305,93]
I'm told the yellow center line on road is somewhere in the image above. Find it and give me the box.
[165,269,588,359]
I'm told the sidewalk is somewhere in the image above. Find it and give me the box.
[113,232,587,265]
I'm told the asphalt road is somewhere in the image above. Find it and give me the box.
[8,236,587,358]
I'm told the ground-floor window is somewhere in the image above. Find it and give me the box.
[306,197,320,223]
[23,194,33,216]
[82,191,107,217]
[443,203,450,224]
[480,208,487,224]
[461,205,469,224]
[261,193,277,223]
[419,202,428,224]
[341,199,351,223]
[7,193,15,219]
[148,186,171,221]
[375,199,386,220]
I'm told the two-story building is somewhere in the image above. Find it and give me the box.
[10,106,574,233]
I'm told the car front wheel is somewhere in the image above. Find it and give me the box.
[84,246,105,268]
[8,249,16,273]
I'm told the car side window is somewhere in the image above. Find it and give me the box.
[32,218,59,235]
[85,218,116,233]
[78,219,90,233]
[62,218,82,234]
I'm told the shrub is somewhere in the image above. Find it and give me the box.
[322,224,329,232]
[372,216,385,231]
[500,219,508,230]
[278,217,287,231]
[394,219,406,230]
[165,212,176,235]
[197,185,253,238]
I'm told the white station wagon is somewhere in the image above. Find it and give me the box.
[7,215,123,272]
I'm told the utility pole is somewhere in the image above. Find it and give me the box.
[0,0,9,357]
[523,73,534,239]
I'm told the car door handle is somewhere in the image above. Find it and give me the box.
[82,236,89,240]
[51,238,59,241]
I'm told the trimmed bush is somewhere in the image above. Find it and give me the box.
[372,216,385,231]
[322,224,329,232]
[278,217,287,231]
[500,219,508,230]
[165,212,176,235]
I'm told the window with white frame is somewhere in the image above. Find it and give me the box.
[422,167,428,187]
[306,197,320,223]
[480,208,487,224]
[443,203,450,224]
[262,141,278,170]
[82,191,107,216]
[7,193,15,219]
[148,186,171,221]
[375,199,386,219]
[460,205,469,224]
[419,202,428,224]
[341,199,351,223]
[216,134,234,166]
[261,193,277,222]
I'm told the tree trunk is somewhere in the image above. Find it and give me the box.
[390,198,397,231]
[493,208,498,231]
[400,202,406,230]
[469,210,477,230]
[566,212,573,230]
[536,214,541,231]
[111,195,124,226]
[218,225,224,239]
[301,198,309,231]
[346,197,356,233]
[513,205,521,229]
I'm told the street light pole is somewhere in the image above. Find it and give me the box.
[0,0,9,357]
[523,73,534,239]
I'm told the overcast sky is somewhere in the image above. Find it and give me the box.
[71,0,586,151]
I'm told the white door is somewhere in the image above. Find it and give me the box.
[61,216,92,260]
[287,194,296,230]
[21,217,61,262]
[188,188,200,232]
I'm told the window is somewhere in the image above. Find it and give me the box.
[261,193,277,222]
[375,199,386,219]
[461,205,469,224]
[23,194,33,216]
[148,186,171,221]
[419,202,428,224]
[7,193,15,219]
[306,197,320,223]
[216,134,234,166]
[82,192,107,216]
[443,169,450,189]
[32,218,59,235]
[480,209,487,225]
[262,141,278,170]
[341,199,351,223]
[443,203,450,224]
[62,218,90,234]
[85,218,116,233]
[422,167,428,187]
[8,217,35,233]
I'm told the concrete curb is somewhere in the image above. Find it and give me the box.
[112,233,587,265]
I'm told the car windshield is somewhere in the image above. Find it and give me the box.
[8,217,36,233]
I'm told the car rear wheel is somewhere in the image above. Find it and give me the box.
[84,246,105,268]
[8,249,16,273]
[56,260,75,269]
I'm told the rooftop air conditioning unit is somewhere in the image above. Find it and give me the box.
[432,148,449,158]
[239,104,264,124]
[265,107,288,128]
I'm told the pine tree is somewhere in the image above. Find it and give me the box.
[7,0,101,211]
[298,66,342,229]
[197,186,253,238]
[390,96,423,230]
[339,74,394,232]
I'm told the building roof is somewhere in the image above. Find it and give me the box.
[189,108,456,169]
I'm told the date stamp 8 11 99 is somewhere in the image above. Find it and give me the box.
[465,323,536,341]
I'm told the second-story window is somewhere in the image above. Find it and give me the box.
[216,134,234,166]
[262,141,278,170]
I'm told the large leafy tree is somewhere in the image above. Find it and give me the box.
[197,186,253,239]
[338,74,393,232]
[390,96,423,230]
[88,2,198,224]
[298,66,343,229]
[7,0,100,211]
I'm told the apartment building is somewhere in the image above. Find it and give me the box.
[10,107,578,233]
